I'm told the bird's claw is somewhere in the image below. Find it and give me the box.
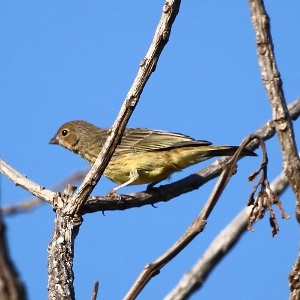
[107,190,122,203]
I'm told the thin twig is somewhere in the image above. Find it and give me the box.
[65,0,182,216]
[1,170,88,216]
[47,1,182,299]
[90,281,99,300]
[249,2,300,296]
[165,169,289,300]
[123,136,264,300]
[82,98,300,213]
[0,159,55,205]
[1,98,300,215]
[249,0,300,217]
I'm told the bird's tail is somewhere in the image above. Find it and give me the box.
[204,146,257,157]
[168,145,256,170]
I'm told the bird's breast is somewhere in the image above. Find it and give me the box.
[103,151,178,185]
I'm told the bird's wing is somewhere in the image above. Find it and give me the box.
[115,128,212,153]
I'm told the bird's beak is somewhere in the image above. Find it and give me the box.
[49,136,59,144]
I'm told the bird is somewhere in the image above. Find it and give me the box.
[49,120,256,194]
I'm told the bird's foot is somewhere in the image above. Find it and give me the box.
[107,189,122,202]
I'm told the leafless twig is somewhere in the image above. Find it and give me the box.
[0,216,27,300]
[82,98,300,213]
[46,1,182,299]
[249,0,300,218]
[123,135,266,300]
[1,170,88,216]
[1,98,299,216]
[0,160,55,205]
[249,1,300,296]
[165,168,289,300]
[90,281,99,300]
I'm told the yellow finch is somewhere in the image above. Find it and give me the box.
[49,120,256,193]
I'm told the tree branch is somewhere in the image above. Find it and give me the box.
[123,135,269,300]
[1,170,88,216]
[249,2,300,297]
[1,98,300,216]
[65,0,182,216]
[82,98,300,213]
[165,168,289,299]
[0,217,27,300]
[47,1,182,299]
[249,0,300,217]
[0,159,55,205]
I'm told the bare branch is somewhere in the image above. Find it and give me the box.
[1,170,88,216]
[65,0,182,216]
[2,98,300,216]
[0,159,55,205]
[90,281,99,300]
[82,98,300,213]
[47,1,182,299]
[165,169,289,300]
[249,0,300,217]
[0,217,27,300]
[2,198,42,216]
[249,2,300,296]
[123,136,267,300]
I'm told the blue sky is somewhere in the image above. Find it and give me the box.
[1,1,300,299]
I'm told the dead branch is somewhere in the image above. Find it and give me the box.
[0,216,27,300]
[123,135,266,300]
[82,98,300,213]
[1,170,87,216]
[1,98,300,216]
[0,159,55,205]
[249,2,300,296]
[249,0,300,217]
[47,1,182,299]
[90,281,99,300]
[165,169,289,300]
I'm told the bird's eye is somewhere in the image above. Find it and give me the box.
[61,129,69,136]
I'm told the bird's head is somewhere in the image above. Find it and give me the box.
[49,120,94,153]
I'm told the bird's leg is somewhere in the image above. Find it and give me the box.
[146,179,165,191]
[146,175,171,191]
[107,169,139,196]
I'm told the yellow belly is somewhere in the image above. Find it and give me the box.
[103,151,177,185]
[103,146,212,185]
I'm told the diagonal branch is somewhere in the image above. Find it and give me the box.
[47,1,182,299]
[249,0,300,218]
[1,98,300,215]
[1,170,88,216]
[0,159,55,205]
[0,216,27,300]
[249,2,300,298]
[123,136,267,300]
[82,98,300,213]
[165,168,289,300]
[66,0,182,216]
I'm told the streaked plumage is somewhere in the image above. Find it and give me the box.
[49,120,256,193]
